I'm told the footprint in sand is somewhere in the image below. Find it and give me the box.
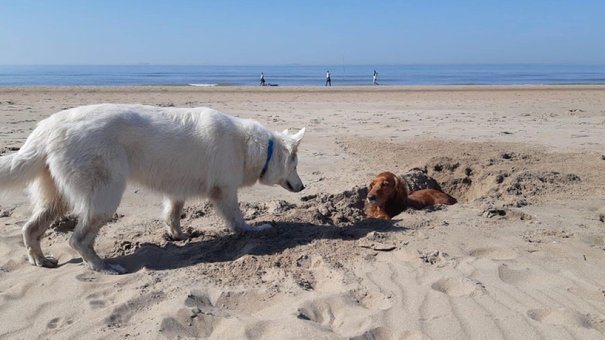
[160,310,221,338]
[89,299,106,309]
[468,247,518,260]
[498,263,568,289]
[85,291,113,310]
[430,277,482,297]
[105,292,165,328]
[297,295,374,336]
[47,317,60,329]
[567,286,605,302]
[75,272,98,283]
[350,327,427,340]
[46,317,73,330]
[497,264,532,285]
[527,308,605,333]
[160,290,252,338]
[357,289,393,311]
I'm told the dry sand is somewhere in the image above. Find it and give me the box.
[1,85,605,339]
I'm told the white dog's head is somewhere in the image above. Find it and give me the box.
[260,128,306,192]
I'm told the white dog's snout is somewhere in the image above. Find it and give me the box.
[291,174,304,190]
[293,181,305,192]
[283,172,305,192]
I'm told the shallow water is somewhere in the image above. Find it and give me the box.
[1,64,604,86]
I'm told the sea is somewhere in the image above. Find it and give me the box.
[1,64,604,87]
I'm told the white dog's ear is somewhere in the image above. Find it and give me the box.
[291,128,305,145]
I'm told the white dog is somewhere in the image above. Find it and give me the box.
[0,104,306,274]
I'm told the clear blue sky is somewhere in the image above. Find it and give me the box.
[1,0,604,65]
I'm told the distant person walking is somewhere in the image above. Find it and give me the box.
[373,70,379,85]
[260,72,266,86]
[325,70,331,86]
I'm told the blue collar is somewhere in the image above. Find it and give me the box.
[260,139,273,178]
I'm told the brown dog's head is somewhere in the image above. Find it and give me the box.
[367,171,408,207]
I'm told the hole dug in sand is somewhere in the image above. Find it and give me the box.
[420,154,581,205]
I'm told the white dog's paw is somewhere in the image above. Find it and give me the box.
[30,255,59,268]
[165,230,190,241]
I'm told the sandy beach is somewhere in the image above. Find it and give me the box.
[1,85,605,339]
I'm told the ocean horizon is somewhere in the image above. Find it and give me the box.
[1,64,605,87]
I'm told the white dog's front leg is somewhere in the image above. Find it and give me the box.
[211,187,272,233]
[162,197,189,240]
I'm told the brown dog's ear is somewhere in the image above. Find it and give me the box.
[394,175,409,199]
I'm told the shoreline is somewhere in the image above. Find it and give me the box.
[3,64,605,88]
[2,84,605,93]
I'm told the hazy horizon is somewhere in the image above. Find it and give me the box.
[2,62,605,67]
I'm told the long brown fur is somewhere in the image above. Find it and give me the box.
[365,171,456,220]
[407,189,457,210]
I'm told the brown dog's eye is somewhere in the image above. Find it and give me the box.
[382,182,389,187]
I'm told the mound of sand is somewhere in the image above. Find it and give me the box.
[422,153,582,206]
[184,186,370,227]
[402,168,443,192]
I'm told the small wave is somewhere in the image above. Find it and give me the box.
[189,83,218,87]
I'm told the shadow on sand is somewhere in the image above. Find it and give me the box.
[109,219,405,273]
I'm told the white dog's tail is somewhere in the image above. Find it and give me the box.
[0,142,46,192]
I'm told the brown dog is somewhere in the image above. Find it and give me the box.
[366,171,456,219]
